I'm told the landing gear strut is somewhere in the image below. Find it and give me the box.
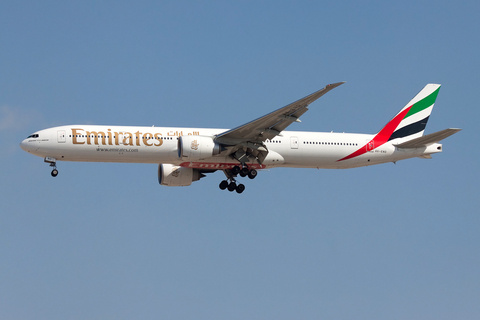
[44,157,58,177]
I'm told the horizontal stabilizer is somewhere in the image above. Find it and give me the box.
[394,128,461,149]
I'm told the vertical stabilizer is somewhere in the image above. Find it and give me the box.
[338,84,441,162]
[387,84,440,142]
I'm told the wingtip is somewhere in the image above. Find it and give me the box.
[327,81,346,87]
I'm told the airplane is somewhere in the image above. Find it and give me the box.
[20,82,460,193]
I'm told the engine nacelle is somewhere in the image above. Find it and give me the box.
[158,164,205,187]
[178,135,221,160]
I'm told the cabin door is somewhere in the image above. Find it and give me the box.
[57,130,66,143]
[366,139,374,152]
[290,136,299,149]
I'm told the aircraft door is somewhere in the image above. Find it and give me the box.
[57,130,66,143]
[366,139,374,152]
[290,136,299,149]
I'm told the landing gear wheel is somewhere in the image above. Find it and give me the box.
[219,180,228,190]
[239,167,249,177]
[51,169,58,177]
[227,182,237,192]
[232,166,241,175]
[248,169,257,179]
[236,184,245,194]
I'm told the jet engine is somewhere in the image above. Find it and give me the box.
[158,164,206,187]
[178,135,221,161]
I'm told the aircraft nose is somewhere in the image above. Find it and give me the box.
[20,139,28,151]
[20,139,33,152]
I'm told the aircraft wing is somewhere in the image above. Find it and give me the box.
[215,82,345,144]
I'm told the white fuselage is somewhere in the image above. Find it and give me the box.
[20,125,442,170]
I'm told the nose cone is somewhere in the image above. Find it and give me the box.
[20,138,37,153]
[20,139,29,152]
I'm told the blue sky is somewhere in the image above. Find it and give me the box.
[1,1,479,319]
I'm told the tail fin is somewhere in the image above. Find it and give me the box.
[386,84,441,142]
[338,84,441,162]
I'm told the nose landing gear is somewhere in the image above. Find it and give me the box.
[44,157,58,177]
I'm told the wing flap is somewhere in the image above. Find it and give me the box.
[394,128,461,149]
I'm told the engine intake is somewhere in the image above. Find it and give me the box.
[178,135,221,160]
[158,164,205,187]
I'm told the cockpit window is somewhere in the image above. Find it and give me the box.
[27,134,39,138]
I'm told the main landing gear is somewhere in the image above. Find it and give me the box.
[44,157,58,177]
[219,165,257,194]
[232,165,257,179]
[219,180,245,194]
